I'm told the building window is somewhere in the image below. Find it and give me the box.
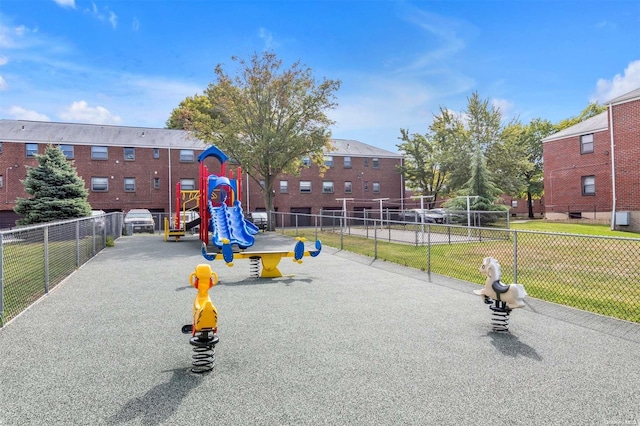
[302,156,311,166]
[300,181,311,193]
[153,148,160,159]
[153,177,160,189]
[581,134,594,154]
[0,175,3,188]
[26,143,38,157]
[344,156,352,168]
[59,144,74,159]
[180,179,195,190]
[372,158,379,168]
[511,200,518,208]
[324,156,333,167]
[364,158,369,167]
[364,181,369,191]
[91,146,108,160]
[91,177,109,192]
[124,147,135,161]
[280,180,288,193]
[582,176,595,195]
[372,182,380,193]
[323,181,334,193]
[0,142,3,154]
[344,181,352,193]
[180,149,195,162]
[124,177,136,192]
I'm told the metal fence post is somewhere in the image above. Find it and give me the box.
[374,221,378,259]
[427,224,431,282]
[44,226,50,294]
[513,230,518,283]
[340,217,344,250]
[0,233,4,326]
[77,221,82,267]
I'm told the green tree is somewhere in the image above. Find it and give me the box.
[396,129,446,207]
[555,102,607,131]
[169,51,340,230]
[14,145,91,225]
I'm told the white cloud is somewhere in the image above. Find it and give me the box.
[9,106,51,121]
[59,101,122,124]
[84,2,118,29]
[592,60,640,103]
[0,75,7,90]
[492,98,514,117]
[258,28,278,50]
[0,55,8,66]
[132,17,140,32]
[53,0,76,8]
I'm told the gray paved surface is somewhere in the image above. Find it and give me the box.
[0,233,639,426]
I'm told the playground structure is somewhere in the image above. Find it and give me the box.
[474,257,527,332]
[181,263,220,373]
[164,144,322,277]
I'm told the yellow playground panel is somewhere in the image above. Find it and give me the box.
[164,189,201,242]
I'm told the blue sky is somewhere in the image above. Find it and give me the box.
[1,0,639,153]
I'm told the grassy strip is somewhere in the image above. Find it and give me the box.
[286,228,640,323]
[1,238,96,323]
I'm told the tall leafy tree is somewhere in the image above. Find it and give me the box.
[555,102,607,131]
[396,129,446,207]
[168,51,340,229]
[14,145,91,225]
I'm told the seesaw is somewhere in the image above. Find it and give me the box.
[201,237,322,278]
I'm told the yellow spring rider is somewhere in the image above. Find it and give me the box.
[181,264,220,373]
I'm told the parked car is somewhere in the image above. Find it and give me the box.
[247,212,268,230]
[399,209,445,224]
[124,209,155,234]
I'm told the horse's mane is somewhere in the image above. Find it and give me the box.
[486,257,502,281]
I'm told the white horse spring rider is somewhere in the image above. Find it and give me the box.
[474,257,527,309]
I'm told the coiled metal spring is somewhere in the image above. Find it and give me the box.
[249,256,260,278]
[189,330,219,374]
[489,301,511,332]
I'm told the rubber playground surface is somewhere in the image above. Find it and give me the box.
[0,233,638,425]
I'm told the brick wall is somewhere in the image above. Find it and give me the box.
[543,129,613,215]
[611,99,640,211]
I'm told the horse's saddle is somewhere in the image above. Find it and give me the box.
[492,280,510,298]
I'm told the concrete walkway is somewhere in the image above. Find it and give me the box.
[0,233,638,425]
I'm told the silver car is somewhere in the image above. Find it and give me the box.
[124,209,155,233]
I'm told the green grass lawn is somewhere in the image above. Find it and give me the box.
[286,221,640,323]
[510,220,639,238]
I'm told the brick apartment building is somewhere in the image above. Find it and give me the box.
[0,119,403,228]
[244,139,404,225]
[542,87,640,232]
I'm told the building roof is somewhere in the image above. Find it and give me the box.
[330,138,402,158]
[606,87,640,105]
[541,111,608,143]
[0,119,205,149]
[0,120,401,157]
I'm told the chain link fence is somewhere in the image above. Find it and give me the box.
[0,212,124,326]
[275,211,640,324]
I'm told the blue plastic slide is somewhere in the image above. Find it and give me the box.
[208,200,255,249]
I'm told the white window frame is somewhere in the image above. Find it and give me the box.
[59,144,74,159]
[180,149,195,162]
[91,177,109,192]
[26,143,38,157]
[323,181,334,193]
[372,182,380,193]
[124,177,136,192]
[91,146,108,160]
[280,180,288,193]
[582,175,595,195]
[124,147,135,161]
[300,181,312,193]
[581,134,594,154]
[344,181,352,193]
[180,178,195,190]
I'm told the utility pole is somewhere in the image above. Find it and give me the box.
[336,198,354,231]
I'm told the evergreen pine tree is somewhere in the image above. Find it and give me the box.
[14,144,91,225]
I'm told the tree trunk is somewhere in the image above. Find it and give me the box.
[263,178,276,231]
[527,191,534,219]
